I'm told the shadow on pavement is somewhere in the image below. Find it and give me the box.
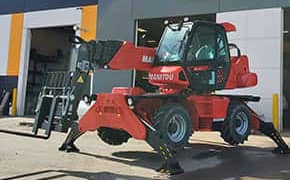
[79,142,290,180]
[78,151,161,170]
[1,170,151,180]
[173,143,290,180]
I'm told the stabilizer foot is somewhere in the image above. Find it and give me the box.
[145,127,184,175]
[59,122,84,153]
[259,120,290,154]
[272,147,290,154]
[156,159,184,175]
[59,143,80,153]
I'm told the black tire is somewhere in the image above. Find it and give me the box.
[97,127,131,145]
[153,103,192,150]
[221,102,251,145]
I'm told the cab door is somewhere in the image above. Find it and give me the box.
[184,22,230,92]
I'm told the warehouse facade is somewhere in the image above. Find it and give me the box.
[1,0,290,130]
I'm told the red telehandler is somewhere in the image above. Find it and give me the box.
[0,20,289,175]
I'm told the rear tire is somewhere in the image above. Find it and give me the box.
[97,127,131,145]
[221,102,251,145]
[153,104,192,151]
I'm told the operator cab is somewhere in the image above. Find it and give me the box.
[153,21,231,93]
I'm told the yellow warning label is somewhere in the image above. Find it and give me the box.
[77,76,84,83]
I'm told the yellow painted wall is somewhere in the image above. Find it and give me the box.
[81,5,98,41]
[7,13,24,76]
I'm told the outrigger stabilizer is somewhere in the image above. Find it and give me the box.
[58,120,185,175]
[57,103,290,175]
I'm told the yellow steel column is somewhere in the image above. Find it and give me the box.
[7,13,24,76]
[11,88,17,116]
[80,5,98,41]
[80,4,98,92]
[7,13,24,116]
[272,93,279,130]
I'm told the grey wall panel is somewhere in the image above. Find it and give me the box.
[97,0,134,41]
[0,76,18,91]
[0,0,24,14]
[0,0,97,14]
[278,0,290,8]
[95,0,134,93]
[0,15,11,76]
[1,0,288,16]
[92,70,133,93]
[24,0,97,12]
[219,0,278,12]
[132,0,219,19]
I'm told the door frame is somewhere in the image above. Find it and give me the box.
[17,7,82,115]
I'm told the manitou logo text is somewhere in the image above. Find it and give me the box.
[149,73,174,81]
[142,56,154,63]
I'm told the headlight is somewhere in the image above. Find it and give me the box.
[127,97,134,106]
[83,95,90,104]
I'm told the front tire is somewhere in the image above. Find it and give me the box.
[221,102,251,145]
[153,104,192,151]
[97,127,131,145]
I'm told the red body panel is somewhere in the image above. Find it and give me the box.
[220,22,236,32]
[187,96,230,119]
[148,66,189,94]
[187,95,230,131]
[112,87,145,95]
[190,65,209,72]
[248,108,261,130]
[225,56,258,89]
[79,91,261,139]
[79,93,147,140]
[108,42,155,71]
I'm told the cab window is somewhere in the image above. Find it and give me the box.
[216,29,229,62]
[186,25,216,62]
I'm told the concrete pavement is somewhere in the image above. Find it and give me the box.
[1,117,290,180]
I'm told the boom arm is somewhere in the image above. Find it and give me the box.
[67,36,155,73]
[107,42,155,71]
[94,41,155,71]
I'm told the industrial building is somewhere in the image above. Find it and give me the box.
[0,0,290,130]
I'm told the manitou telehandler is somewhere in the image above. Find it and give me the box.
[1,20,289,175]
